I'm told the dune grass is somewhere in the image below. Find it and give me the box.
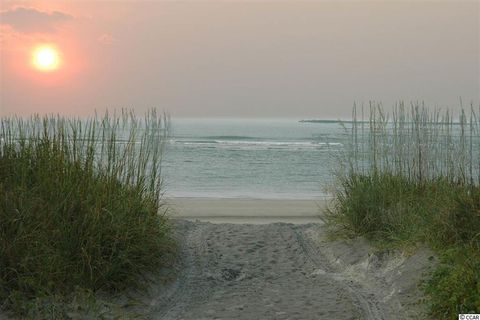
[0,110,175,318]
[326,102,480,318]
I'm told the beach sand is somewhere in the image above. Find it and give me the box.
[126,198,436,319]
[166,197,328,224]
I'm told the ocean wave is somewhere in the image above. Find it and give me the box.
[199,135,262,141]
[170,138,343,149]
[178,140,219,144]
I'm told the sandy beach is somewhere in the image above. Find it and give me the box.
[166,197,328,224]
[126,198,436,319]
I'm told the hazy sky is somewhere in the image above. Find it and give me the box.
[0,1,479,118]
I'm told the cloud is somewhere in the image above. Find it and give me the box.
[0,7,73,33]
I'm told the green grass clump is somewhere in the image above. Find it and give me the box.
[327,173,438,245]
[424,246,480,317]
[0,111,175,317]
[327,102,480,319]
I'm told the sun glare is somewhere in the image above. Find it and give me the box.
[32,46,61,72]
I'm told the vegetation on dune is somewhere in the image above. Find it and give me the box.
[0,110,175,318]
[326,102,480,318]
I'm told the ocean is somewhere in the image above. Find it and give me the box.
[162,119,347,199]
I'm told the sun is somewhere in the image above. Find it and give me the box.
[32,46,61,72]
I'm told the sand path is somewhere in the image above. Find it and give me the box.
[132,198,433,319]
[145,220,398,320]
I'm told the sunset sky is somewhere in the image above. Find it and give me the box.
[0,1,478,118]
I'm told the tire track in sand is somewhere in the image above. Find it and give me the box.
[149,221,396,320]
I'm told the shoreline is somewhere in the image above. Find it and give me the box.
[165,197,330,224]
